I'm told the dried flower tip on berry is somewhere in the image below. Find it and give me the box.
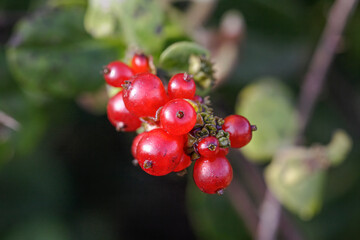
[121,80,132,90]
[176,111,184,119]
[183,72,193,82]
[143,160,153,169]
[208,144,217,151]
[217,189,225,195]
[132,159,139,166]
[102,66,110,75]
[251,125,257,131]
[116,122,125,131]
[176,169,188,177]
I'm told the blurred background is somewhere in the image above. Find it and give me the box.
[0,0,359,239]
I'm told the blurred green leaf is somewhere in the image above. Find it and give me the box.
[0,140,14,167]
[0,149,70,227]
[0,92,48,155]
[235,78,298,162]
[84,0,120,38]
[159,41,209,74]
[265,146,326,220]
[187,173,251,240]
[118,0,165,55]
[6,6,119,98]
[326,129,352,166]
[3,218,70,240]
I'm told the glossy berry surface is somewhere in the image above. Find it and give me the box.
[107,91,141,132]
[198,136,220,157]
[123,73,168,117]
[168,73,196,100]
[160,99,197,135]
[131,53,150,74]
[103,61,134,87]
[193,155,233,194]
[218,147,229,156]
[136,129,183,176]
[131,132,146,158]
[173,152,192,172]
[223,115,253,148]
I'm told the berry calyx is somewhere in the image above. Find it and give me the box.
[160,99,197,135]
[136,129,183,176]
[222,114,255,148]
[103,61,134,87]
[123,73,168,118]
[107,91,141,132]
[197,136,220,157]
[168,73,196,100]
[131,53,150,74]
[193,155,233,194]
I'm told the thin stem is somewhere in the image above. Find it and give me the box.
[257,1,358,239]
[256,191,281,240]
[297,0,359,140]
[0,111,20,131]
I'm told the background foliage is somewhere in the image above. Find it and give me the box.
[0,0,359,239]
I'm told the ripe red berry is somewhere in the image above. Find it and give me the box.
[136,129,183,176]
[197,136,220,157]
[103,61,134,87]
[218,147,229,156]
[131,53,150,74]
[173,152,191,172]
[193,155,233,194]
[223,115,255,148]
[160,99,197,135]
[131,132,146,158]
[123,73,168,118]
[168,73,196,100]
[107,91,141,132]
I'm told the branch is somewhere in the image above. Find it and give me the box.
[297,0,359,139]
[258,0,358,239]
[0,110,20,131]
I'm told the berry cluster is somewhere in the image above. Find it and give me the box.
[103,53,256,195]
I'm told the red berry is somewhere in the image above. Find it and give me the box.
[103,61,134,87]
[218,147,229,156]
[136,129,183,176]
[123,73,168,118]
[107,91,141,132]
[193,155,233,194]
[131,53,150,74]
[168,73,196,100]
[223,115,254,148]
[160,99,197,135]
[197,136,219,157]
[173,152,191,172]
[131,132,146,158]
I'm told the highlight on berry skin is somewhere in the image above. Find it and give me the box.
[103,52,256,195]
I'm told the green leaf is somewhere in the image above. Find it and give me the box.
[118,0,166,55]
[235,78,297,162]
[4,218,70,240]
[187,173,251,240]
[84,0,120,38]
[326,129,352,166]
[6,7,119,98]
[159,41,209,73]
[265,146,326,220]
